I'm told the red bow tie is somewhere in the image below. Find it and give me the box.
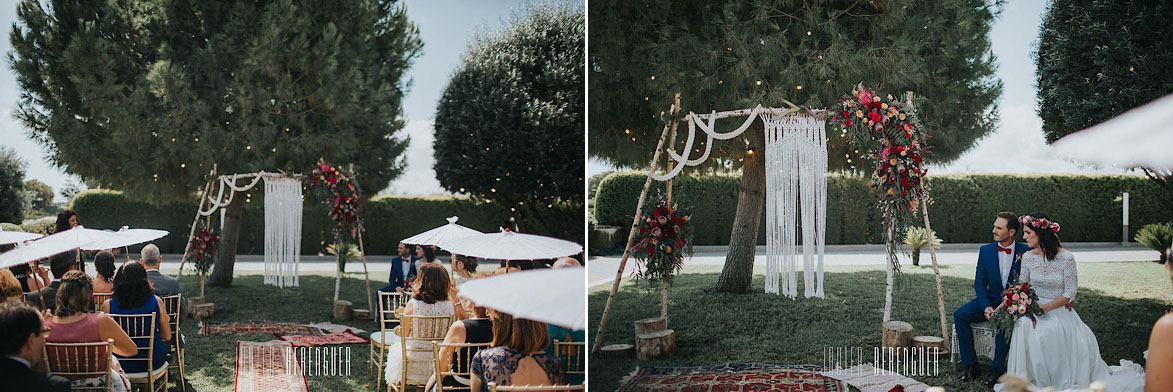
[998,246,1012,254]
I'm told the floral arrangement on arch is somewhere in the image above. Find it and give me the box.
[305,159,362,238]
[187,229,219,296]
[632,193,693,285]
[832,84,932,214]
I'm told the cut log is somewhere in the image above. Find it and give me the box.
[635,329,676,360]
[352,309,372,321]
[912,335,946,357]
[189,296,206,306]
[881,321,913,348]
[633,316,668,335]
[192,303,215,319]
[600,344,634,357]
[333,300,353,320]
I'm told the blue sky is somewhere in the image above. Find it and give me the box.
[0,1,1130,204]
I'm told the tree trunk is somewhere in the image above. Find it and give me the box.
[199,274,206,298]
[711,128,766,293]
[208,193,244,287]
[912,249,921,266]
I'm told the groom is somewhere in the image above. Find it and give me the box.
[953,212,1030,386]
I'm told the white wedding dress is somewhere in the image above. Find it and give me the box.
[996,250,1144,392]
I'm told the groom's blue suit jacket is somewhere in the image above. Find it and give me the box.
[974,241,1031,310]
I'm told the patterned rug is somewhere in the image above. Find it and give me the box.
[819,364,929,392]
[235,340,309,392]
[201,321,323,337]
[277,331,369,348]
[618,363,845,392]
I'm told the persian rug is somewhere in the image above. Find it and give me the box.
[235,340,309,392]
[617,363,844,392]
[819,364,929,392]
[277,330,369,348]
[201,321,323,337]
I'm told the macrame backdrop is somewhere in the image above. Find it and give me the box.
[197,172,303,288]
[263,177,302,287]
[651,105,828,298]
[763,114,827,298]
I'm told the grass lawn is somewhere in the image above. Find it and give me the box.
[588,260,1171,391]
[175,271,383,391]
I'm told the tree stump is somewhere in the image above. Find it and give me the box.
[192,303,215,319]
[634,316,668,335]
[881,321,913,348]
[600,344,634,357]
[635,329,675,360]
[333,300,353,320]
[912,335,946,358]
[352,309,372,321]
[190,297,206,306]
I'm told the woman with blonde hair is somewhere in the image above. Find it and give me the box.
[0,269,25,304]
[469,311,565,391]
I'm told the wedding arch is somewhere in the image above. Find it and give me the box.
[593,95,831,353]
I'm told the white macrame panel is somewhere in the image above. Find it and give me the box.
[263,177,303,288]
[764,114,827,298]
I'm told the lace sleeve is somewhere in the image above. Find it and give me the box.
[1019,255,1030,285]
[1061,251,1078,301]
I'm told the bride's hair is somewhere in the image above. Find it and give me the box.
[1025,212,1062,260]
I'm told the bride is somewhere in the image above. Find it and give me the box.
[996,213,1143,392]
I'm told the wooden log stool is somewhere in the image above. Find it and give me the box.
[912,335,946,358]
[881,321,913,348]
[333,300,353,320]
[600,344,635,357]
[636,329,676,360]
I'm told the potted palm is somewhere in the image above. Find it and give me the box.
[903,226,942,266]
[1135,222,1173,264]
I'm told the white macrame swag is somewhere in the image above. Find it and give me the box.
[654,105,828,298]
[198,172,303,288]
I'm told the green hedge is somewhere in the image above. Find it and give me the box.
[593,172,1173,245]
[69,190,583,255]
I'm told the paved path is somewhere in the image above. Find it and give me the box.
[586,243,1158,287]
[148,254,442,276]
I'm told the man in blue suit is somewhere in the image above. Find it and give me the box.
[379,242,418,293]
[953,212,1030,386]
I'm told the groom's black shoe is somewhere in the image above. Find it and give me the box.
[959,364,981,381]
[986,367,1005,387]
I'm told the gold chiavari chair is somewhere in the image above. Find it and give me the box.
[389,314,454,392]
[372,291,410,392]
[161,294,186,392]
[42,339,115,391]
[487,383,585,392]
[432,341,491,391]
[552,340,585,384]
[109,313,168,392]
[92,293,112,312]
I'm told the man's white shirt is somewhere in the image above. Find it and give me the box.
[998,242,1015,287]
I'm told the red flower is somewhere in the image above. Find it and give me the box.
[1021,283,1029,291]
[676,239,683,247]
[913,155,922,165]
[895,146,903,153]
[639,227,648,234]
[844,119,852,127]
[868,112,881,122]
[646,246,654,255]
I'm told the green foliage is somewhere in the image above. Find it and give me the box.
[1,223,23,232]
[1035,0,1173,143]
[10,0,423,202]
[1134,222,1172,263]
[20,220,54,235]
[594,172,1172,245]
[903,226,942,251]
[22,179,53,214]
[588,0,1003,171]
[70,190,582,255]
[0,147,26,223]
[326,241,360,272]
[434,3,584,213]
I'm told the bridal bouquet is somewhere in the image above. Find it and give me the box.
[989,277,1046,341]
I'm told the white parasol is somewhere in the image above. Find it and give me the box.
[456,267,585,329]
[401,216,483,247]
[0,227,120,269]
[0,230,42,245]
[437,230,582,260]
[80,227,169,251]
[1051,93,1173,170]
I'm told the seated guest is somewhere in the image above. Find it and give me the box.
[415,245,438,271]
[493,260,521,275]
[27,251,79,313]
[385,263,465,386]
[452,255,478,286]
[0,302,70,391]
[0,269,25,304]
[54,210,79,234]
[139,244,186,319]
[426,300,494,392]
[545,258,584,384]
[470,312,565,391]
[92,251,116,295]
[379,242,418,293]
[102,263,171,374]
[46,271,136,391]
[9,262,48,293]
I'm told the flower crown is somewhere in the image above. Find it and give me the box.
[1019,215,1060,233]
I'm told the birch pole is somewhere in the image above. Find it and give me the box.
[357,223,375,316]
[178,165,217,283]
[883,218,895,322]
[592,93,680,353]
[905,90,949,343]
[660,108,680,319]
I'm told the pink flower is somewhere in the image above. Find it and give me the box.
[657,216,668,225]
[1025,298,1031,305]
[858,90,874,106]
[1018,307,1026,314]
[651,227,662,238]
[1008,305,1017,313]
[1012,293,1020,301]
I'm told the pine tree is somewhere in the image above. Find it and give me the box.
[0,147,26,224]
[10,0,422,286]
[589,0,1002,292]
[433,3,584,231]
[1036,0,1173,204]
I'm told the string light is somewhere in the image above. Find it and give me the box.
[718,80,723,84]
[650,75,655,80]
[806,31,812,35]
[285,128,290,132]
[246,145,252,150]
[485,147,490,151]
[796,85,803,90]
[624,129,630,134]
[272,148,277,152]
[194,137,199,142]
[490,188,496,193]
[180,163,186,168]
[225,121,230,125]
[756,80,762,86]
